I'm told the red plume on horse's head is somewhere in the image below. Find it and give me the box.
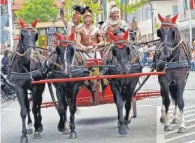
[55,33,65,41]
[170,13,179,23]
[19,18,26,29]
[68,32,74,41]
[31,18,38,28]
[107,31,118,41]
[120,30,129,40]
[158,13,166,23]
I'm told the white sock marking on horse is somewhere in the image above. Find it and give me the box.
[179,110,185,128]
[164,112,170,126]
[160,105,165,120]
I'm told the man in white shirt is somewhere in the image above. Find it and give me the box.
[101,4,128,45]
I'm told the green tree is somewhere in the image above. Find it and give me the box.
[62,0,102,21]
[15,0,58,23]
[113,0,149,14]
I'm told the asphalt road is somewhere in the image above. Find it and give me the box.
[1,70,195,143]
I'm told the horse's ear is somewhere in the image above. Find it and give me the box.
[112,47,116,56]
[31,18,38,28]
[69,32,74,41]
[158,13,166,23]
[107,31,118,41]
[171,13,179,23]
[56,32,64,41]
[121,30,129,40]
[19,18,26,29]
[157,29,161,37]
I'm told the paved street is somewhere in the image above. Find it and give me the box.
[1,70,195,143]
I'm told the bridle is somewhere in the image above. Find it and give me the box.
[160,24,182,55]
[15,27,38,57]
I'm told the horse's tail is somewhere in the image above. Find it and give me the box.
[169,81,177,103]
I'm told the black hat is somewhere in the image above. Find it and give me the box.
[98,21,104,25]
[72,5,85,14]
[83,6,92,14]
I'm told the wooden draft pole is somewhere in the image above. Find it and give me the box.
[32,71,165,84]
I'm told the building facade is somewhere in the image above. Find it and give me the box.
[127,0,179,42]
[177,0,195,42]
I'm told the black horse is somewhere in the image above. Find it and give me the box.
[102,29,142,135]
[47,32,89,139]
[156,13,191,133]
[8,19,45,143]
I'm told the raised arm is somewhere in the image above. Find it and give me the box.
[60,8,68,28]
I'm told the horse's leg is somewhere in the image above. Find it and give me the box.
[110,82,127,135]
[84,80,95,105]
[124,78,139,129]
[25,91,33,135]
[169,83,179,124]
[16,87,28,143]
[69,82,80,139]
[63,94,70,134]
[56,87,65,132]
[160,90,165,124]
[159,77,172,131]
[177,80,186,133]
[100,79,108,100]
[32,84,44,139]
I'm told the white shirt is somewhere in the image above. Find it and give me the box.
[101,19,128,34]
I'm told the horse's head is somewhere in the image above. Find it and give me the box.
[19,18,38,51]
[55,32,75,74]
[157,13,181,57]
[107,29,130,74]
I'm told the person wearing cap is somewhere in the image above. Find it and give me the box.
[101,4,128,44]
[60,5,84,36]
[76,6,104,60]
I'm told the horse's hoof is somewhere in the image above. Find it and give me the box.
[27,128,33,135]
[164,125,172,131]
[38,124,43,133]
[63,128,70,135]
[118,128,128,136]
[33,132,41,139]
[172,118,180,124]
[124,120,131,130]
[20,136,28,143]
[69,132,77,139]
[58,127,65,132]
[118,124,128,136]
[160,117,164,124]
[125,124,130,130]
[178,127,187,133]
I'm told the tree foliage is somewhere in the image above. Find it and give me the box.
[15,0,58,23]
[113,0,148,14]
[62,0,102,21]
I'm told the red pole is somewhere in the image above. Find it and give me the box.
[32,71,165,84]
